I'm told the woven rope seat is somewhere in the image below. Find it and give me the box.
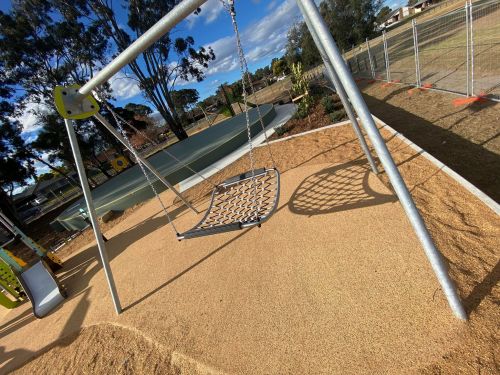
[177,168,280,240]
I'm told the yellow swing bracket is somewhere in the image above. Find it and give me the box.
[54,84,100,120]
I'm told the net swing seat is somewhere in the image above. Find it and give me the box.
[98,0,280,241]
[177,167,280,240]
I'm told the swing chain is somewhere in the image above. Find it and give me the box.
[94,91,179,234]
[220,0,277,170]
[220,0,260,219]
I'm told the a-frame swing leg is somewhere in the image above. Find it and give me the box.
[296,0,467,320]
[94,113,199,215]
[64,118,122,315]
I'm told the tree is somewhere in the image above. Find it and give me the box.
[89,0,215,140]
[407,0,418,6]
[319,0,382,51]
[377,6,393,24]
[0,1,118,182]
[272,58,289,77]
[285,23,304,67]
[0,119,34,228]
[124,103,153,116]
[171,89,200,125]
[171,89,200,113]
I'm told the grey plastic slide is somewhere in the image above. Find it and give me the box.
[18,260,66,318]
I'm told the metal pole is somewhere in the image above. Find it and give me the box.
[382,30,391,82]
[465,1,470,96]
[94,113,198,214]
[0,211,44,257]
[296,1,379,174]
[296,0,467,321]
[78,0,208,97]
[469,0,475,96]
[64,119,122,315]
[366,38,376,79]
[412,20,421,87]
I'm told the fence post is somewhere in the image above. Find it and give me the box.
[382,30,391,82]
[366,38,376,79]
[412,19,422,87]
[465,1,470,96]
[469,0,475,96]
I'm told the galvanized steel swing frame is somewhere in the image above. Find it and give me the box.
[53,0,467,320]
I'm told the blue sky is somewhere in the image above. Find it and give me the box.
[3,0,406,182]
[4,0,407,135]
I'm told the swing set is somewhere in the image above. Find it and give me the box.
[51,0,467,320]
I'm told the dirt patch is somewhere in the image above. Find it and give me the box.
[10,324,177,374]
[2,120,498,375]
[360,80,500,202]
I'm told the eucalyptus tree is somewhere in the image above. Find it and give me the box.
[89,0,215,140]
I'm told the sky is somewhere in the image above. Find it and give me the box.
[2,0,406,185]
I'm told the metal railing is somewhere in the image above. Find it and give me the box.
[344,0,500,100]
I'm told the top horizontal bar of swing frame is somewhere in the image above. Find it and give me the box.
[78,0,209,97]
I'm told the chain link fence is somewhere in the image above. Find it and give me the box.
[344,0,500,101]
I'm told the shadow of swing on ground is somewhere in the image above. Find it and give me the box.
[288,160,397,216]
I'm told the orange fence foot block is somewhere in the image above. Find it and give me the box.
[452,95,488,107]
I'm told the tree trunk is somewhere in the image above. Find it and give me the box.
[159,106,188,141]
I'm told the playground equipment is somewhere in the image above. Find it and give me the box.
[0,258,26,309]
[0,210,63,272]
[0,213,66,317]
[0,249,66,318]
[50,0,467,320]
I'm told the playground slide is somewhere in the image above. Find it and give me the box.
[17,260,66,318]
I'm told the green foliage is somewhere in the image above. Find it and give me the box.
[272,58,289,77]
[252,66,272,81]
[294,101,310,120]
[171,89,200,112]
[319,0,382,51]
[219,106,233,118]
[274,124,290,136]
[291,62,313,118]
[124,103,153,116]
[377,6,393,24]
[0,121,34,196]
[330,109,347,123]
[321,96,336,114]
[89,0,215,140]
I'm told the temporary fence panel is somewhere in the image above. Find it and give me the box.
[385,25,416,84]
[368,38,387,80]
[417,7,468,93]
[471,0,500,99]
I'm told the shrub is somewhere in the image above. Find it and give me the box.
[329,109,346,123]
[274,124,290,136]
[293,100,310,119]
[321,96,336,114]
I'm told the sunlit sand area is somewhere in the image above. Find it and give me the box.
[2,119,498,374]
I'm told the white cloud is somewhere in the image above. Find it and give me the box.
[109,72,141,100]
[13,101,50,134]
[186,0,224,29]
[201,0,301,77]
[267,0,278,11]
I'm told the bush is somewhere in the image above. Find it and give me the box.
[329,109,346,123]
[308,84,329,99]
[321,96,336,114]
[219,106,233,117]
[274,124,290,136]
[293,100,310,119]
